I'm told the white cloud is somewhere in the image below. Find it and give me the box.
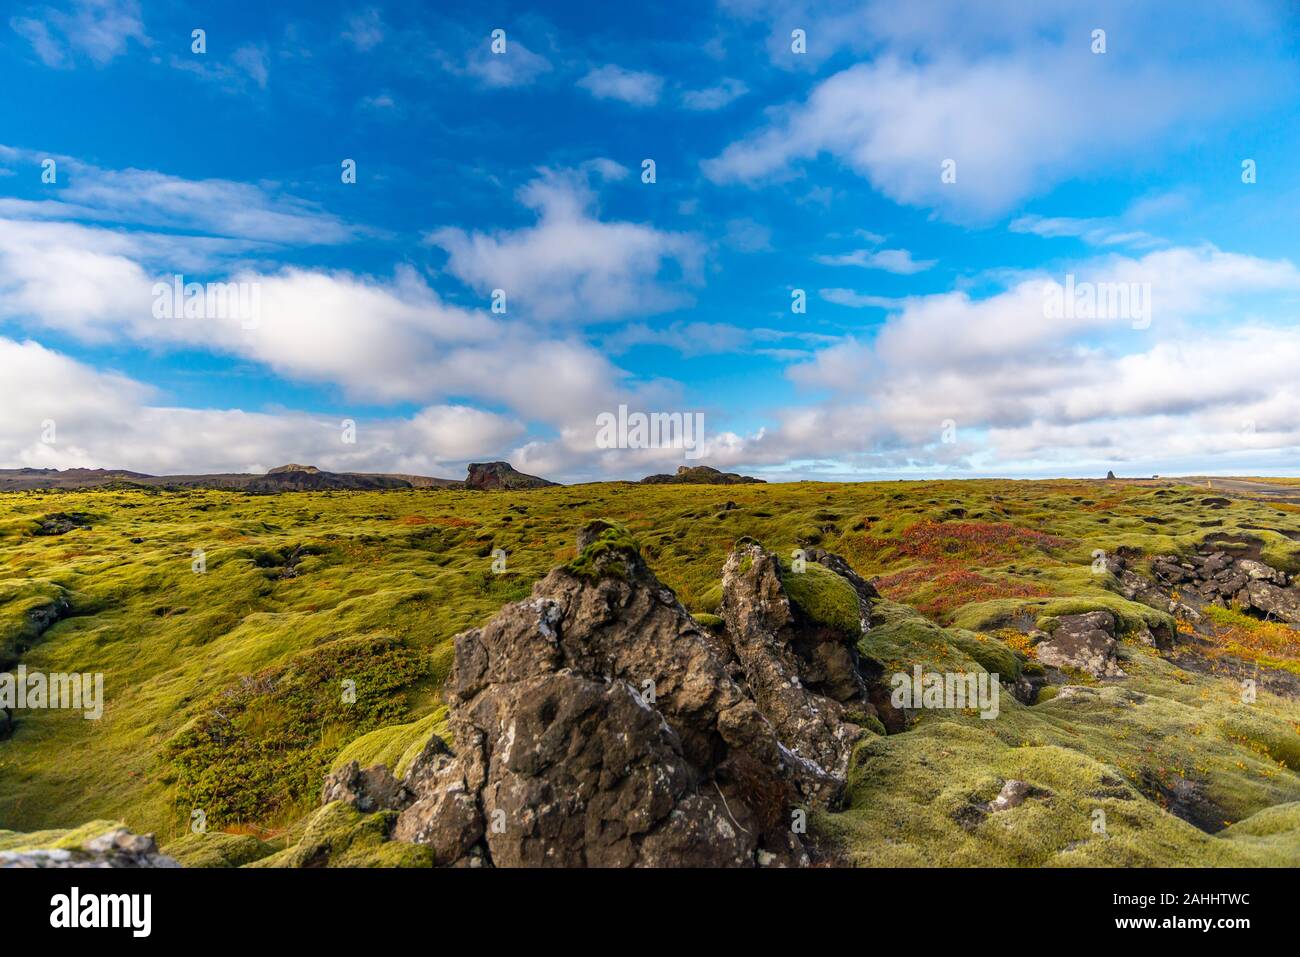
[723,218,772,253]
[705,2,1292,218]
[465,38,551,88]
[1010,214,1161,249]
[0,149,351,244]
[405,404,525,459]
[706,55,1226,218]
[815,247,935,274]
[168,43,272,94]
[577,65,663,106]
[0,215,684,447]
[231,45,268,90]
[729,245,1300,474]
[682,77,747,110]
[427,167,704,322]
[819,288,899,310]
[10,0,146,68]
[342,8,384,52]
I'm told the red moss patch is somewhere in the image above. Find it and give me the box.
[874,562,1050,620]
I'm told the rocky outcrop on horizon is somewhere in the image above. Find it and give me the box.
[640,465,764,485]
[464,461,558,491]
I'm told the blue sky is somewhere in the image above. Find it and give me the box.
[2,0,1300,481]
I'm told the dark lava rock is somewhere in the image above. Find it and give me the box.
[719,542,873,779]
[1036,611,1124,678]
[33,512,92,536]
[392,521,830,867]
[1244,581,1300,623]
[321,760,411,813]
[1149,548,1299,623]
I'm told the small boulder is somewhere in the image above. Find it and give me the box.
[321,760,411,813]
[1238,559,1288,586]
[986,780,1048,813]
[1242,581,1300,624]
[1035,611,1125,678]
[0,827,179,868]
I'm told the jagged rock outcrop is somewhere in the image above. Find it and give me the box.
[306,524,898,867]
[464,461,557,490]
[1035,611,1125,678]
[0,828,178,868]
[390,522,845,867]
[640,465,764,485]
[719,541,874,780]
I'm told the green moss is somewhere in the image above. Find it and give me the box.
[1220,801,1300,856]
[164,831,276,867]
[781,561,862,636]
[859,599,988,675]
[846,710,887,736]
[0,578,68,667]
[329,708,450,779]
[564,520,640,581]
[950,591,1173,638]
[247,801,432,868]
[948,630,1022,681]
[691,612,724,630]
[694,584,722,614]
[0,819,122,852]
[164,633,430,829]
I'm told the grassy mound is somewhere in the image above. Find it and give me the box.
[329,708,450,779]
[782,561,863,636]
[248,801,432,868]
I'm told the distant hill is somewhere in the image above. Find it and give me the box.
[640,465,764,485]
[0,462,549,493]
